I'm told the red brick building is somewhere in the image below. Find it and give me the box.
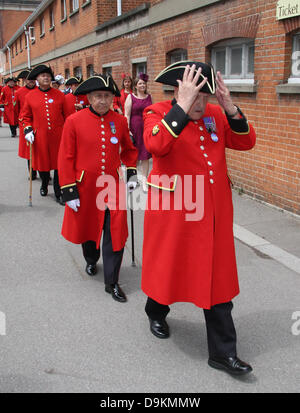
[1,0,300,214]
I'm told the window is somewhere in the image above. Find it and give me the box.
[289,33,300,82]
[19,37,22,52]
[211,39,255,80]
[70,0,79,13]
[40,17,45,36]
[167,48,188,65]
[50,8,55,28]
[132,61,147,79]
[87,64,94,77]
[65,68,70,79]
[102,66,112,76]
[15,42,18,55]
[61,0,67,20]
[74,66,82,77]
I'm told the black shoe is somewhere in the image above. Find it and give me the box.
[40,186,48,196]
[149,318,170,339]
[55,195,65,206]
[208,356,253,376]
[105,283,127,302]
[85,264,97,276]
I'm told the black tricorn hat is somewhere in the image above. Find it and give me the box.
[65,76,83,86]
[155,60,216,95]
[17,69,30,80]
[27,64,55,81]
[4,76,17,83]
[74,75,121,97]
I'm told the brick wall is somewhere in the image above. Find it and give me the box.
[5,0,300,214]
[0,10,33,47]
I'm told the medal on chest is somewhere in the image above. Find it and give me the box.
[109,121,116,135]
[203,116,219,142]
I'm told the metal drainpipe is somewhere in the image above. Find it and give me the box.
[7,45,12,76]
[117,0,122,16]
[24,27,31,69]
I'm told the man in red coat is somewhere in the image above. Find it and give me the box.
[58,75,138,302]
[0,83,3,127]
[64,76,89,118]
[21,64,68,204]
[14,69,37,180]
[0,77,20,137]
[142,61,256,376]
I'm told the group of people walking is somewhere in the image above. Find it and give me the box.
[1,59,256,377]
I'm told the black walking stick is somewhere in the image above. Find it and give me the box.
[129,191,136,267]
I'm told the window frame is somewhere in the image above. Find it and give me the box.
[49,7,55,29]
[211,38,255,81]
[61,0,67,21]
[167,48,188,65]
[288,32,300,83]
[86,64,94,77]
[74,66,82,78]
[40,17,45,37]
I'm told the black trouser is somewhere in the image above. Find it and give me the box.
[39,170,61,198]
[145,298,237,358]
[81,209,124,285]
[9,124,18,137]
[27,160,36,179]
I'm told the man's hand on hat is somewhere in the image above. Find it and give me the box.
[215,72,239,119]
[176,64,208,114]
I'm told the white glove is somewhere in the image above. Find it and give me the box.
[127,181,138,193]
[0,108,4,112]
[66,198,80,212]
[25,131,34,144]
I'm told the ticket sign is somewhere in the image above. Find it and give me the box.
[276,0,300,20]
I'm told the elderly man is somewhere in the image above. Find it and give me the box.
[141,61,256,376]
[0,76,20,137]
[58,75,138,302]
[14,69,37,180]
[21,64,68,204]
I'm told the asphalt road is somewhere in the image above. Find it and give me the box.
[0,125,299,393]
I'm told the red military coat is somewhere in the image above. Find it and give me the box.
[0,85,20,125]
[64,93,89,118]
[14,85,37,159]
[142,101,256,309]
[21,87,68,171]
[58,108,138,251]
[0,85,2,120]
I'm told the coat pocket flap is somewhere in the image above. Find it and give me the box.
[76,170,85,182]
[147,174,178,192]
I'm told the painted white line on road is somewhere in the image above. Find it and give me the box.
[233,224,300,275]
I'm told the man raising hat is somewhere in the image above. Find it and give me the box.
[141,61,256,376]
[64,77,89,118]
[14,69,37,180]
[21,64,68,204]
[0,76,20,137]
[58,74,138,302]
